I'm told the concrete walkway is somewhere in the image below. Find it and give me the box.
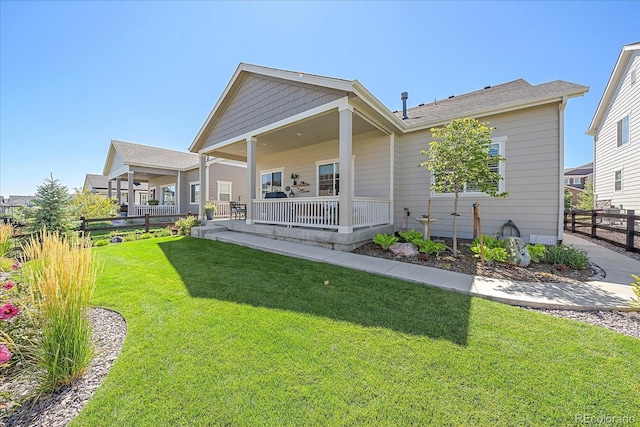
[196,227,639,311]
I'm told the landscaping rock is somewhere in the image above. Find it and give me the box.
[110,236,123,244]
[504,237,531,267]
[389,243,419,257]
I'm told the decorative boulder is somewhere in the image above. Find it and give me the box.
[110,236,123,244]
[389,243,419,257]
[504,237,531,267]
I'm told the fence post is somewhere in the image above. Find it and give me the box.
[80,216,86,234]
[571,211,576,233]
[591,210,597,238]
[145,213,150,233]
[563,211,567,230]
[627,210,635,252]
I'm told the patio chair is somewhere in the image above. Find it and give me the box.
[230,201,247,219]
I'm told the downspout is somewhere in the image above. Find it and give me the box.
[558,96,567,244]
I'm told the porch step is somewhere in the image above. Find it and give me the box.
[191,225,228,240]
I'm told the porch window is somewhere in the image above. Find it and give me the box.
[140,193,148,205]
[614,170,622,191]
[218,181,232,201]
[318,162,340,196]
[162,184,176,205]
[261,170,283,198]
[190,182,200,204]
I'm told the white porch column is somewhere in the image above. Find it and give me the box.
[246,137,257,224]
[199,154,207,219]
[176,171,182,214]
[127,171,134,217]
[338,105,353,233]
[389,132,395,226]
[116,178,121,204]
[107,180,113,199]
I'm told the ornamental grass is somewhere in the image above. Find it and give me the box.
[22,230,97,391]
[0,224,13,258]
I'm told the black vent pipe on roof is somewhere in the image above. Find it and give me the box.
[401,92,408,119]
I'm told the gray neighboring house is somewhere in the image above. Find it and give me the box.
[587,42,640,211]
[564,162,593,207]
[102,140,246,217]
[188,63,588,247]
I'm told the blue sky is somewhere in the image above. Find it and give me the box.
[1,1,638,196]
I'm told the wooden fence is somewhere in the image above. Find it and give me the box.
[80,213,194,234]
[563,209,639,253]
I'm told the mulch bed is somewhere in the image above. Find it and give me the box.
[352,239,595,283]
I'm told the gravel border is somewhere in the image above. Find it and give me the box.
[526,308,640,339]
[2,308,127,427]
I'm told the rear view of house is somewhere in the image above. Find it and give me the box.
[588,42,640,211]
[189,63,587,248]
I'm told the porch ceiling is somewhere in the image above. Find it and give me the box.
[209,110,381,161]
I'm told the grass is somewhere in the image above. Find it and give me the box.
[72,237,639,426]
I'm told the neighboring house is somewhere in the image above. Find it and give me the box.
[189,63,587,247]
[5,195,36,220]
[564,162,593,190]
[564,162,593,207]
[102,140,246,216]
[587,42,640,211]
[83,173,149,205]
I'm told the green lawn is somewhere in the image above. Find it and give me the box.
[73,237,639,426]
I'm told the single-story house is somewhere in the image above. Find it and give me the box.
[83,173,149,205]
[189,63,588,248]
[102,140,247,217]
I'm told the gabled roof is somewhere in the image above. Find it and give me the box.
[104,140,198,175]
[587,42,640,135]
[190,63,588,153]
[397,79,588,127]
[84,174,148,191]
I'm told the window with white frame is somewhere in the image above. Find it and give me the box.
[190,182,200,204]
[162,184,176,205]
[318,161,340,196]
[140,193,148,205]
[564,178,570,184]
[260,170,283,198]
[431,138,505,195]
[217,181,232,201]
[614,170,622,191]
[617,115,630,146]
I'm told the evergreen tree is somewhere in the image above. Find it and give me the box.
[575,181,595,211]
[30,175,74,234]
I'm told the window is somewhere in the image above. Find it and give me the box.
[614,170,622,191]
[617,115,630,146]
[260,170,282,198]
[431,139,505,195]
[190,182,200,204]
[217,181,232,201]
[162,185,176,205]
[318,161,340,196]
[564,178,570,184]
[140,193,148,205]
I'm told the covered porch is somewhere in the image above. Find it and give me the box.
[196,97,396,234]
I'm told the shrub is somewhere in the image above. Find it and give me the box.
[473,235,504,249]
[93,239,109,247]
[527,244,547,263]
[373,233,399,251]
[544,245,590,270]
[413,238,446,256]
[471,245,508,263]
[0,257,15,272]
[153,228,173,238]
[22,230,98,391]
[140,233,153,240]
[176,216,201,236]
[399,229,423,242]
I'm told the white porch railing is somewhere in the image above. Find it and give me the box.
[132,205,179,216]
[251,197,390,229]
[353,197,391,227]
[210,201,231,218]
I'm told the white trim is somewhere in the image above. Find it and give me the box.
[197,98,350,155]
[389,133,395,225]
[315,157,355,197]
[558,96,567,243]
[614,169,623,192]
[160,183,177,205]
[259,167,285,198]
[189,181,200,204]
